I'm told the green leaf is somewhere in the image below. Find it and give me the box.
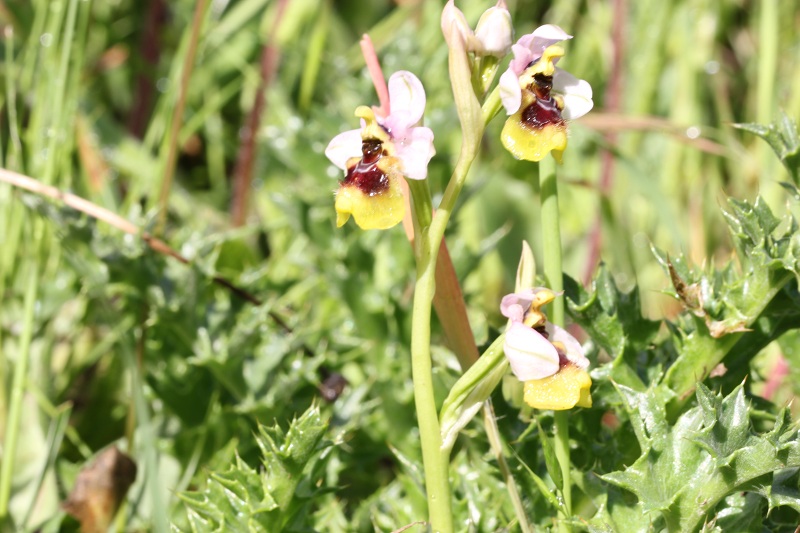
[508,446,563,514]
[536,420,562,492]
[177,404,329,531]
[600,383,800,532]
[735,113,800,185]
[565,265,661,390]
[660,197,800,400]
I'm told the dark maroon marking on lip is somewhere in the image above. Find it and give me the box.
[521,97,565,130]
[518,73,565,130]
[342,140,390,196]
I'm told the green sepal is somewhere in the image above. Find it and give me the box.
[439,334,507,452]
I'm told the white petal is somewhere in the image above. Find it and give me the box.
[387,71,426,128]
[504,323,560,380]
[530,24,572,44]
[546,323,589,368]
[499,67,522,115]
[324,128,362,170]
[395,126,435,180]
[554,68,593,120]
[517,25,572,59]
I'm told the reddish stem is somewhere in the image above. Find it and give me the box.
[583,0,625,286]
[127,0,165,138]
[230,0,290,227]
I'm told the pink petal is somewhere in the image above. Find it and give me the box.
[500,288,555,317]
[394,126,435,180]
[325,128,362,170]
[500,289,534,319]
[387,71,426,129]
[504,323,560,380]
[508,43,535,76]
[553,69,594,120]
[499,67,522,115]
[380,110,414,142]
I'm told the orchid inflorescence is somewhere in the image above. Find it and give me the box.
[323,1,594,410]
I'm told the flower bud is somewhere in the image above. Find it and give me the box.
[474,0,513,57]
[441,0,478,51]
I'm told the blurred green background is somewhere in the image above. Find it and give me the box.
[1,0,799,529]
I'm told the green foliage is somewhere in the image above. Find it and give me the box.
[598,383,800,532]
[3,0,800,531]
[735,113,800,188]
[178,405,329,532]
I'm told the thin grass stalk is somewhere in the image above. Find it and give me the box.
[21,407,69,528]
[155,0,211,234]
[0,221,43,524]
[484,401,533,533]
[584,0,625,285]
[4,27,22,168]
[46,0,80,188]
[122,339,168,533]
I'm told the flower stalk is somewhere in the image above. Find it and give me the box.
[538,155,572,525]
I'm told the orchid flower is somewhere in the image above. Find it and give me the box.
[500,288,592,410]
[498,26,593,162]
[325,71,435,230]
[441,0,513,58]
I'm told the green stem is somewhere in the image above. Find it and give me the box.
[756,0,778,127]
[406,82,496,530]
[538,155,572,526]
[408,182,454,533]
[539,156,564,324]
[757,0,779,202]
